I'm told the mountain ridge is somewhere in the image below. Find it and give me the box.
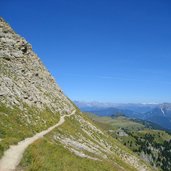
[76,101,171,130]
[0,17,154,171]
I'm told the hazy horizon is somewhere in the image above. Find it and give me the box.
[73,100,167,105]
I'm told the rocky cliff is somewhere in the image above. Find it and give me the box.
[0,17,74,114]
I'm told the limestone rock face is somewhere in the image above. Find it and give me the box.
[0,17,74,114]
[0,18,32,59]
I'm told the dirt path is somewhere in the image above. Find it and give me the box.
[0,110,76,171]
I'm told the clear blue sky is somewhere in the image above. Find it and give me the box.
[1,0,171,103]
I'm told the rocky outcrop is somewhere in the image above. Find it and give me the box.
[0,18,32,59]
[0,17,74,114]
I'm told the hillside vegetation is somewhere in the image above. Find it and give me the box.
[0,102,60,158]
[19,111,152,171]
[87,113,171,171]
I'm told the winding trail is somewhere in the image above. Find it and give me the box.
[0,110,76,171]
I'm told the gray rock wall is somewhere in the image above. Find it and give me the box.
[0,17,75,114]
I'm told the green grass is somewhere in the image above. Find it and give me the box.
[0,102,60,158]
[19,112,151,171]
[86,113,171,171]
[20,138,123,171]
[87,113,171,147]
[87,113,145,132]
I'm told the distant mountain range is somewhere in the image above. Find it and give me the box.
[75,101,171,130]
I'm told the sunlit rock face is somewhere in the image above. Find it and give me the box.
[0,17,74,114]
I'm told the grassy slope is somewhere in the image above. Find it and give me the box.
[0,103,60,158]
[87,113,171,170]
[87,113,171,145]
[19,111,151,171]
[89,114,145,131]
[85,113,146,151]
[87,113,171,142]
[19,139,121,171]
[0,57,63,157]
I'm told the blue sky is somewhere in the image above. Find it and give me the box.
[1,0,171,103]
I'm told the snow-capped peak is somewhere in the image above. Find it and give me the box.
[160,107,166,117]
